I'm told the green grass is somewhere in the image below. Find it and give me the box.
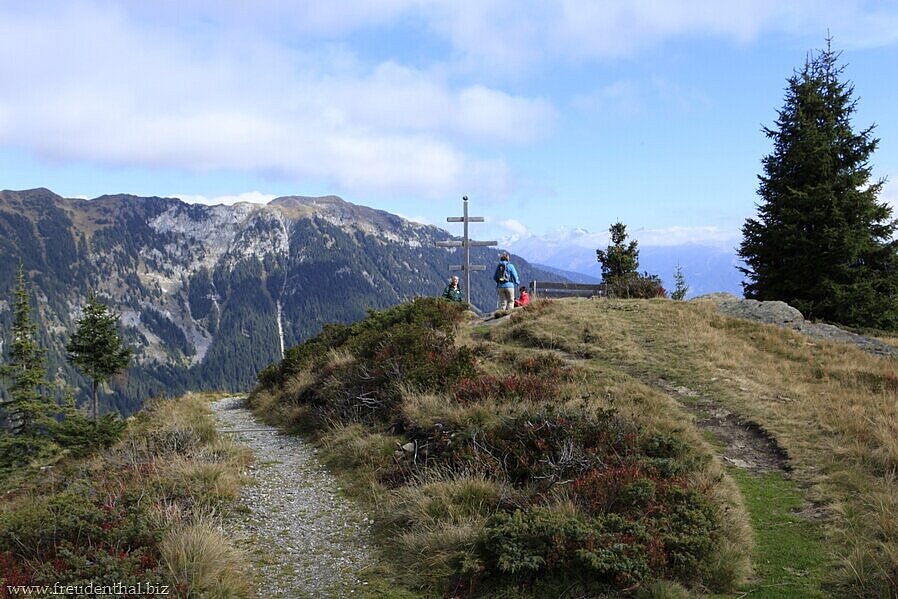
[725,469,828,598]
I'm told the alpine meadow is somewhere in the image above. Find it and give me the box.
[2,6,898,598]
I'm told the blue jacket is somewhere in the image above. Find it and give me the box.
[494,259,519,289]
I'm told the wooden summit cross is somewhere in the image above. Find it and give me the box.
[436,196,497,305]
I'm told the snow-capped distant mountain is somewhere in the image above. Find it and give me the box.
[501,227,745,297]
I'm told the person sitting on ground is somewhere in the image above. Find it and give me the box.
[442,275,463,302]
[514,286,530,307]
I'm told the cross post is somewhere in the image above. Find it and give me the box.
[436,196,497,305]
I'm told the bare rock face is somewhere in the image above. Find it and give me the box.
[716,298,805,326]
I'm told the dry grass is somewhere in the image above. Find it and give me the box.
[387,476,504,529]
[873,333,898,349]
[162,458,244,501]
[495,297,898,594]
[160,518,255,598]
[138,395,254,595]
[248,385,314,430]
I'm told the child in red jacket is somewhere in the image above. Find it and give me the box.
[514,286,530,307]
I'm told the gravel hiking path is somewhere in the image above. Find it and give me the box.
[211,396,373,598]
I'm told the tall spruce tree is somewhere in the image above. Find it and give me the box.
[0,263,53,437]
[66,292,132,422]
[739,40,898,328]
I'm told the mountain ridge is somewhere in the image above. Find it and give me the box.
[0,187,560,415]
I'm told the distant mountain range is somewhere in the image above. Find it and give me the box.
[502,228,745,297]
[0,188,561,415]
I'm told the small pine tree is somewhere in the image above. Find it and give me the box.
[739,39,898,328]
[596,222,639,280]
[671,265,689,301]
[66,292,133,423]
[596,222,665,298]
[0,263,53,436]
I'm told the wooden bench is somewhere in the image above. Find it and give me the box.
[529,280,606,299]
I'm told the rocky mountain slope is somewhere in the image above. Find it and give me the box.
[0,188,557,414]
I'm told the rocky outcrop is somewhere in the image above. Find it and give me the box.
[695,293,898,359]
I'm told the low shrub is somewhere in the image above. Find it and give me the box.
[0,486,165,586]
[49,413,126,457]
[253,298,477,424]
[453,374,558,404]
[257,298,472,393]
[480,507,653,590]
[605,273,667,299]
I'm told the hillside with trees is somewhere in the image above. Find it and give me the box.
[0,189,560,416]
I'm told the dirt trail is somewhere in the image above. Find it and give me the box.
[656,379,791,473]
[212,397,373,598]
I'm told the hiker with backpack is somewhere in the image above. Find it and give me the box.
[494,252,519,311]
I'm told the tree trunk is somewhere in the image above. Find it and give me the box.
[92,379,98,426]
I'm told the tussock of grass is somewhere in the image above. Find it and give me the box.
[386,477,504,529]
[160,518,254,598]
[321,423,397,467]
[636,580,695,599]
[389,520,483,592]
[159,458,243,504]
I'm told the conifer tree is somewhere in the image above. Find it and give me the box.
[596,222,665,298]
[671,264,689,301]
[596,222,640,280]
[0,263,53,437]
[66,292,132,422]
[739,40,898,328]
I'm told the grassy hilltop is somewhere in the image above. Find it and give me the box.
[252,297,898,598]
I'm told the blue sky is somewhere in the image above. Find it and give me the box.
[2,1,897,247]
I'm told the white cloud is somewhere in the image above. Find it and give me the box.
[572,81,643,117]
[498,218,529,236]
[0,2,553,200]
[428,0,898,72]
[631,226,739,247]
[175,192,278,206]
[3,0,897,201]
[572,77,711,119]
